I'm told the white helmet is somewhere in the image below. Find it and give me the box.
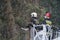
[31,12,37,17]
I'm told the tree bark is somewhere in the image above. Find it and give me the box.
[4,0,19,40]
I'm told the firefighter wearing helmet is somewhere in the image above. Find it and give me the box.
[31,12,39,25]
[43,12,52,25]
[26,12,39,28]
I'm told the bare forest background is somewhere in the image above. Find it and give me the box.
[0,0,60,40]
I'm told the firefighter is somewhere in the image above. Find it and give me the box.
[21,12,38,30]
[26,12,39,28]
[42,12,52,25]
[42,12,52,40]
[31,12,39,24]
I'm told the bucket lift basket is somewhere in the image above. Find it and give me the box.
[30,24,53,40]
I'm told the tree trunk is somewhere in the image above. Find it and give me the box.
[4,0,19,40]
